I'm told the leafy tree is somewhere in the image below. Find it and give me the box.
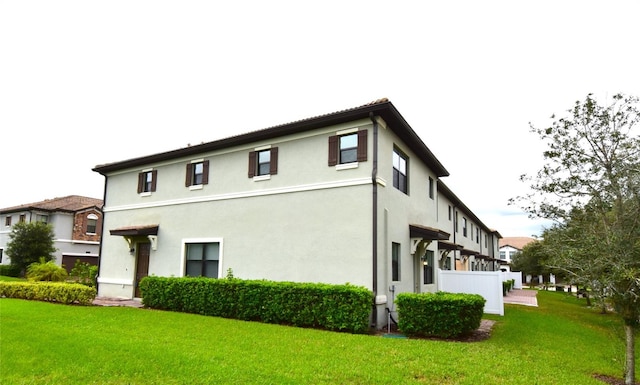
[5,221,57,277]
[510,240,553,286]
[513,93,640,384]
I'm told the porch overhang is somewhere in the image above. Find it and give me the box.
[438,240,462,251]
[461,248,479,256]
[409,224,450,240]
[110,225,159,251]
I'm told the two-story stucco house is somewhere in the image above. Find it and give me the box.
[92,98,500,327]
[0,195,103,272]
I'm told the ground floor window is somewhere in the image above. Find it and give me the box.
[392,242,401,281]
[185,242,220,278]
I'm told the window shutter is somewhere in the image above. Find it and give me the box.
[248,151,256,178]
[185,163,193,187]
[357,129,368,162]
[202,160,209,185]
[150,170,158,192]
[270,147,278,175]
[137,172,144,194]
[328,135,338,166]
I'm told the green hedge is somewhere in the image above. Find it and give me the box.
[396,291,485,338]
[0,264,21,277]
[0,281,96,305]
[140,276,373,333]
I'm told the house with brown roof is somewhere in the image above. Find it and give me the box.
[93,98,502,327]
[498,236,536,271]
[0,195,104,272]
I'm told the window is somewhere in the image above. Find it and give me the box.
[448,206,452,221]
[476,228,480,243]
[423,250,434,284]
[0,249,3,263]
[392,242,401,281]
[185,242,220,278]
[392,148,408,194]
[484,234,488,248]
[137,169,157,194]
[499,251,506,260]
[5,216,11,227]
[36,214,48,223]
[463,217,468,237]
[19,214,26,223]
[185,160,209,187]
[428,177,434,199]
[328,130,367,166]
[455,211,459,233]
[248,147,278,177]
[87,214,98,234]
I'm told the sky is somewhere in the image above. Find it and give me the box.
[2,1,639,238]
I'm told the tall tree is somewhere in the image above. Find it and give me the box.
[514,93,640,384]
[5,221,57,277]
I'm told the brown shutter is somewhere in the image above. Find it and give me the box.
[202,160,209,185]
[270,147,278,175]
[248,151,256,178]
[357,129,368,162]
[150,170,157,192]
[137,172,144,193]
[185,163,193,187]
[328,135,338,166]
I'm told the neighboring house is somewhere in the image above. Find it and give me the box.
[0,195,103,273]
[92,98,501,327]
[498,236,536,271]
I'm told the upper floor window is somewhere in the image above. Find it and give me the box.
[137,169,157,194]
[462,217,468,237]
[476,228,480,243]
[19,214,26,223]
[36,214,48,223]
[185,160,209,187]
[328,129,367,166]
[499,251,506,260]
[448,206,452,221]
[392,148,408,194]
[248,147,278,178]
[428,177,434,199]
[87,213,98,234]
[5,216,11,226]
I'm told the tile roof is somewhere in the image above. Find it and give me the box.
[499,236,536,250]
[93,98,450,178]
[0,195,103,214]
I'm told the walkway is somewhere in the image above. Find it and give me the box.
[93,297,144,308]
[503,289,538,307]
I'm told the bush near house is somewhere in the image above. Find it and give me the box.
[140,276,373,334]
[0,264,21,277]
[396,291,485,338]
[0,281,96,305]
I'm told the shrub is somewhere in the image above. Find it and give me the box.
[396,291,485,338]
[140,276,373,334]
[0,264,21,277]
[0,281,96,305]
[69,261,98,287]
[26,258,68,282]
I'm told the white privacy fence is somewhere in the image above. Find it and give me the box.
[501,271,523,289]
[438,269,511,316]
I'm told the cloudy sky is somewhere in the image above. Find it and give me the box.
[2,1,639,237]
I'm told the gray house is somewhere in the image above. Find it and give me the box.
[93,98,500,327]
[0,195,103,272]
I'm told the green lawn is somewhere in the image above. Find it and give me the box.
[0,290,637,384]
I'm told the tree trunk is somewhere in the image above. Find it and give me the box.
[624,323,636,385]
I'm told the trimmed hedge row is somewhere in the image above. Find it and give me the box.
[0,281,97,305]
[396,291,485,338]
[140,276,373,333]
[0,264,21,277]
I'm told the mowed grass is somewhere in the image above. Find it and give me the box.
[1,290,637,384]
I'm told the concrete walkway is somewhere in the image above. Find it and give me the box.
[503,289,538,307]
[93,297,144,308]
